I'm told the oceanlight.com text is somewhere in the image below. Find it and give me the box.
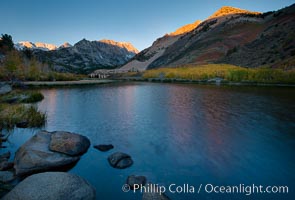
[122,183,289,196]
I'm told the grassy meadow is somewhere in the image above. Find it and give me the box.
[142,64,295,84]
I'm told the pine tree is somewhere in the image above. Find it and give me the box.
[0,34,14,53]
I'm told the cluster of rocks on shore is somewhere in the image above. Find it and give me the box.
[1,129,170,200]
[0,131,95,199]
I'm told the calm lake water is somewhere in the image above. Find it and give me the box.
[4,82,295,199]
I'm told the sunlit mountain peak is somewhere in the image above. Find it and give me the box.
[99,39,139,54]
[209,6,261,19]
[170,20,202,36]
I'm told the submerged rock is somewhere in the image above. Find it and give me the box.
[108,152,133,169]
[14,131,82,176]
[93,144,114,152]
[142,192,170,200]
[142,184,171,200]
[0,171,14,183]
[2,172,96,200]
[127,175,147,189]
[49,131,90,156]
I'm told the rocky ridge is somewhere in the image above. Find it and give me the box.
[33,39,138,73]
[121,4,295,70]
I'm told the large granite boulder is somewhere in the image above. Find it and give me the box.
[49,131,90,156]
[2,172,96,200]
[14,131,90,176]
[107,152,133,169]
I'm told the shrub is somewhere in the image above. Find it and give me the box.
[0,34,14,53]
[21,91,44,103]
[225,69,248,81]
[0,104,46,129]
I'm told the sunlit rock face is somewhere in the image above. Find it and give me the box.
[208,6,260,19]
[35,42,58,51]
[122,4,295,71]
[58,42,72,49]
[169,20,202,36]
[120,19,202,72]
[99,39,139,54]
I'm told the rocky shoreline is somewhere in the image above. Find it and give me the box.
[0,131,93,198]
[0,130,171,200]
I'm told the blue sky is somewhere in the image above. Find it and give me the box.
[2,0,294,50]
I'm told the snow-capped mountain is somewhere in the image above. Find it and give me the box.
[33,39,138,73]
[15,41,58,51]
[58,42,72,49]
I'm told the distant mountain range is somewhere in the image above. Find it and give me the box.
[16,39,138,73]
[14,4,294,74]
[122,4,295,71]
